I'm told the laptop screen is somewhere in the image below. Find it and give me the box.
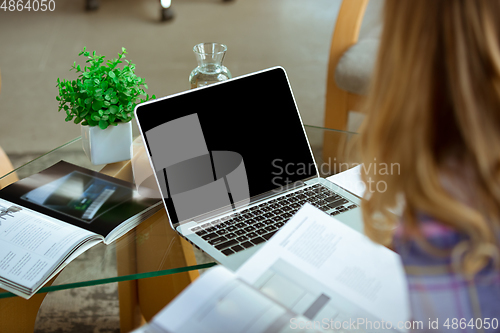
[135,67,317,225]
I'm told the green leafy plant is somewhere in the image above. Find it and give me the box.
[56,47,155,130]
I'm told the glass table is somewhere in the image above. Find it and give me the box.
[0,125,360,332]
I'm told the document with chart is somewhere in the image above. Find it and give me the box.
[135,204,410,333]
[0,161,161,299]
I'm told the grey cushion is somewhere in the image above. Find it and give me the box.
[335,38,380,95]
[334,0,383,95]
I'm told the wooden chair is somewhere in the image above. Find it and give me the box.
[0,71,19,189]
[323,0,383,168]
[0,146,18,189]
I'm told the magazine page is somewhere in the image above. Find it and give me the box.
[0,161,160,240]
[137,265,322,333]
[0,198,98,298]
[236,204,410,333]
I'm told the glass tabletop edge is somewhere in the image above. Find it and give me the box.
[0,136,83,181]
[0,262,218,299]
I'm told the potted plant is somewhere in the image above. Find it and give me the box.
[56,47,155,165]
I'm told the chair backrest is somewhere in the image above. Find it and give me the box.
[325,0,369,110]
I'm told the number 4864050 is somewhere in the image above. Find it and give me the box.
[1,0,56,11]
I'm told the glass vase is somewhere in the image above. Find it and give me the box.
[189,42,232,89]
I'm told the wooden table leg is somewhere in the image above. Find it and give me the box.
[100,160,144,332]
[115,209,200,331]
[0,292,47,332]
[0,276,57,333]
[116,228,145,333]
[103,157,201,330]
[137,237,199,322]
[130,209,199,322]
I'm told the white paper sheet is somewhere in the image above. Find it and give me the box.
[326,165,365,198]
[147,266,320,333]
[237,204,410,332]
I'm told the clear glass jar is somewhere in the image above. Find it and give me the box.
[189,42,232,89]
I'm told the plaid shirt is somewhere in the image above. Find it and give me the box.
[393,217,500,333]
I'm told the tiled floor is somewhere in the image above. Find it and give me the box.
[0,0,341,155]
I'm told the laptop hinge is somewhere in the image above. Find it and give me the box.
[182,177,317,226]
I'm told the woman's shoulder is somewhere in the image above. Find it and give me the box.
[393,215,466,265]
[393,213,499,281]
[393,215,500,325]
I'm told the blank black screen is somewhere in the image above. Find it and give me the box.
[135,67,317,224]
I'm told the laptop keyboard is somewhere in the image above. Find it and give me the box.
[189,184,358,256]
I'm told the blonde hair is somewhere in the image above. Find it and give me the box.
[359,0,500,275]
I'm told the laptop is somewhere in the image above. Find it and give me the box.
[134,66,363,271]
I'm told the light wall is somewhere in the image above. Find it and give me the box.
[0,0,341,154]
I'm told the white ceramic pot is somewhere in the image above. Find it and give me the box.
[81,122,133,165]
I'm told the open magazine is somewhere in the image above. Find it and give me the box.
[134,204,410,333]
[0,161,162,299]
